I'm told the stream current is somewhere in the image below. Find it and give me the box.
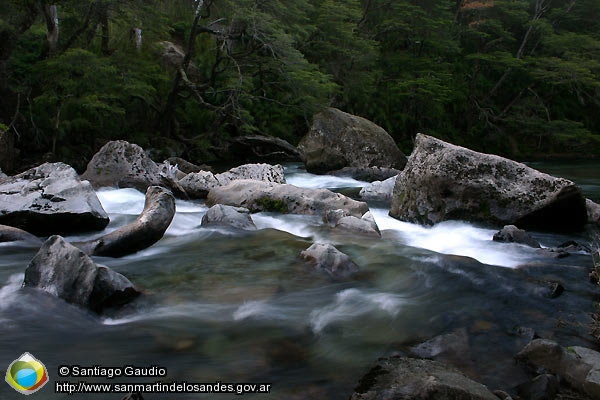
[0,162,598,399]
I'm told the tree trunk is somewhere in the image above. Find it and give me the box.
[158,0,205,138]
[100,7,110,55]
[133,28,143,51]
[42,4,59,55]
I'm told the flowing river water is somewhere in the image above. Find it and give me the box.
[0,162,599,399]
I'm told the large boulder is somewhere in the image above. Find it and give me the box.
[201,204,257,231]
[0,162,109,235]
[299,243,359,278]
[350,356,498,400]
[390,134,587,231]
[76,186,175,258]
[179,163,285,199]
[24,236,140,313]
[206,180,369,218]
[297,108,407,174]
[81,140,161,191]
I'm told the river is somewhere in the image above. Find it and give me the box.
[0,161,599,399]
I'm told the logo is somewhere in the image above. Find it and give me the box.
[5,353,49,395]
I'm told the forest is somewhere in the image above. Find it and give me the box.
[1,0,599,172]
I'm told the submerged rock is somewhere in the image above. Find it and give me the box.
[0,162,109,235]
[299,243,359,278]
[24,236,140,313]
[350,356,498,400]
[390,134,587,232]
[0,224,41,244]
[201,204,256,231]
[493,225,541,248]
[297,108,407,174]
[207,180,369,218]
[76,186,175,257]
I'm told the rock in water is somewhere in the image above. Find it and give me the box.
[201,204,257,231]
[300,243,359,277]
[390,134,587,231]
[24,236,140,313]
[350,356,498,400]
[493,225,541,248]
[207,180,369,218]
[587,199,600,226]
[297,108,407,174]
[516,339,600,399]
[334,212,381,237]
[81,140,162,192]
[179,163,285,200]
[0,162,109,235]
[77,186,175,258]
[0,224,41,244]
[359,175,397,202]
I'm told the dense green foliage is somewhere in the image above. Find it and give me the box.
[1,0,599,171]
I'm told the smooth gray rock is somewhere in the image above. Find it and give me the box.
[201,204,256,231]
[409,329,473,369]
[300,243,359,277]
[81,140,163,191]
[76,186,175,257]
[24,236,140,313]
[588,199,600,226]
[516,339,600,399]
[350,356,498,400]
[207,180,369,218]
[0,162,109,235]
[390,134,587,231]
[335,212,381,237]
[0,224,41,244]
[493,225,541,248]
[359,176,397,202]
[298,108,407,174]
[180,163,285,199]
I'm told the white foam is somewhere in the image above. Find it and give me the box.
[97,188,145,214]
[232,300,284,321]
[253,213,321,238]
[370,208,537,268]
[0,273,24,312]
[284,166,367,189]
[309,288,404,333]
